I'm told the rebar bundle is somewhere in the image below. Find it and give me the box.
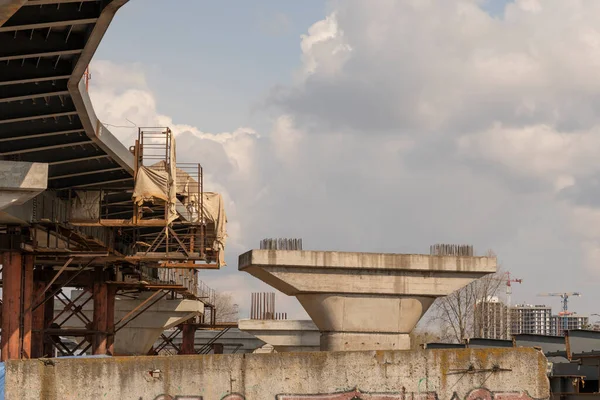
[260,238,303,250]
[250,292,287,320]
[430,243,474,256]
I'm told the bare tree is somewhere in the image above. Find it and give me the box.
[428,250,505,343]
[213,292,239,323]
[410,328,441,350]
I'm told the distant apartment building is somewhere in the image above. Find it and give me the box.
[550,314,589,336]
[474,296,510,339]
[510,304,552,336]
[474,301,589,338]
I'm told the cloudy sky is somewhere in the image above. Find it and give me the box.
[90,0,600,321]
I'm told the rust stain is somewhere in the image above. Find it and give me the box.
[0,0,27,26]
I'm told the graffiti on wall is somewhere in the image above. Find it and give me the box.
[276,388,436,400]
[276,388,536,400]
[151,395,244,400]
[147,388,535,400]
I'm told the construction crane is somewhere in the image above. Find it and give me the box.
[488,272,522,338]
[538,292,581,332]
[504,272,523,308]
[503,272,522,339]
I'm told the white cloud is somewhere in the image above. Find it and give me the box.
[90,0,600,320]
[270,0,600,285]
[457,123,600,190]
[299,12,352,78]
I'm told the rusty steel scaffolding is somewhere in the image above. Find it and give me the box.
[0,127,224,360]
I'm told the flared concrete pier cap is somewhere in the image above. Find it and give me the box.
[56,290,204,355]
[0,160,47,212]
[239,250,496,352]
[238,319,320,352]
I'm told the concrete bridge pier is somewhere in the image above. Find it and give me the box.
[239,250,496,351]
[299,294,432,351]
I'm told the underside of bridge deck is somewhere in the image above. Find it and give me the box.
[0,0,226,360]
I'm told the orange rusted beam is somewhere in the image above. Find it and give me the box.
[1,254,35,359]
[1,252,23,360]
[21,255,34,359]
[158,262,219,269]
[71,219,170,227]
[179,323,196,355]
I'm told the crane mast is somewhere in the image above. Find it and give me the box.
[504,272,522,338]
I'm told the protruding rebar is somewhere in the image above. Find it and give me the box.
[260,238,302,250]
[430,243,474,256]
[250,292,287,320]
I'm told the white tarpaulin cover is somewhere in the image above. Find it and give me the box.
[70,190,102,220]
[202,192,227,266]
[132,166,178,223]
[131,153,227,265]
[132,166,168,203]
[132,135,178,223]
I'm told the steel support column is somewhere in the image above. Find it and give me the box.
[42,287,55,357]
[106,286,116,356]
[1,251,21,360]
[92,269,108,355]
[179,323,196,355]
[31,280,46,358]
[21,255,34,359]
[1,252,33,360]
[212,343,224,354]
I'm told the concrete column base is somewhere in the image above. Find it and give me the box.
[297,294,434,350]
[320,332,410,351]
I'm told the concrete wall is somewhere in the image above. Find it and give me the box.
[5,348,549,400]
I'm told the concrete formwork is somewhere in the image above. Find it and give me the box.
[4,348,549,399]
[239,250,496,351]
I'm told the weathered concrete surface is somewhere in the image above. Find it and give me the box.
[5,348,549,399]
[56,290,203,355]
[0,161,48,211]
[239,319,320,352]
[239,250,496,351]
